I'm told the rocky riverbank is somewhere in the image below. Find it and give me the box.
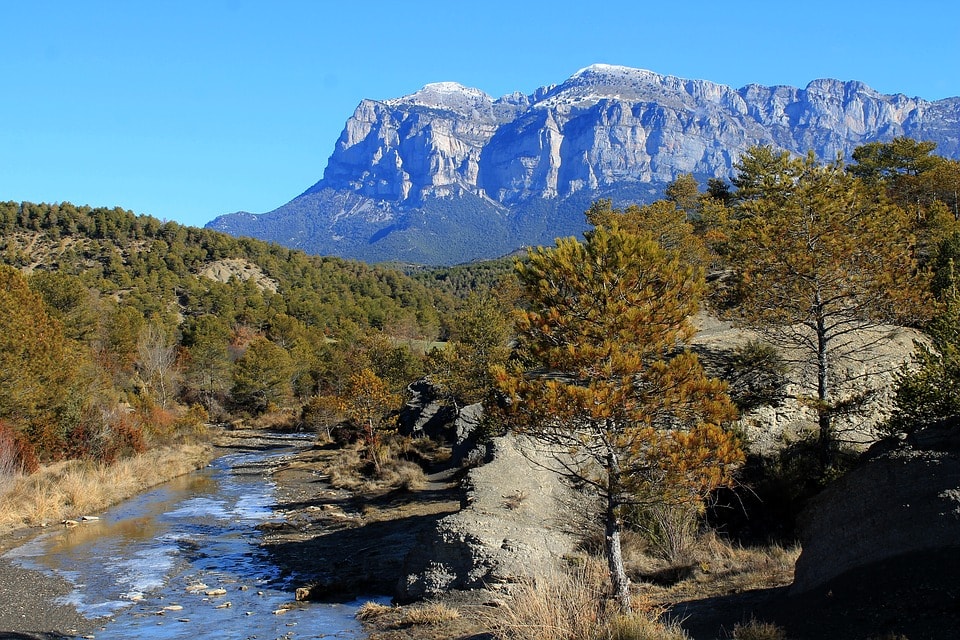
[0,431,284,638]
[0,440,222,638]
[256,431,582,639]
[0,528,98,638]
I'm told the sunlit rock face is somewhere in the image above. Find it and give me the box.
[209,65,960,264]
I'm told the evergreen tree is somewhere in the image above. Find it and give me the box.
[726,149,932,468]
[0,266,77,454]
[493,226,741,610]
[231,337,294,413]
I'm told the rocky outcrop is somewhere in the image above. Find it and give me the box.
[397,435,580,601]
[791,427,960,594]
[392,316,921,601]
[208,64,960,264]
[399,380,486,466]
[692,315,924,455]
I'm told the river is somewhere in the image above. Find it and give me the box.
[3,434,378,639]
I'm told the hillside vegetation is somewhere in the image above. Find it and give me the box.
[0,200,460,471]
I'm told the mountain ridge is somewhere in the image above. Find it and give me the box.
[208,65,960,265]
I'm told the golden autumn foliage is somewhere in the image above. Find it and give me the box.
[341,368,400,474]
[493,225,742,610]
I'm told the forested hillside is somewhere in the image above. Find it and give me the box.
[0,201,457,467]
[3,138,959,640]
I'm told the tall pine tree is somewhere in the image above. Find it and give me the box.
[493,225,741,610]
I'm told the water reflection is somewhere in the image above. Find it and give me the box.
[3,436,371,638]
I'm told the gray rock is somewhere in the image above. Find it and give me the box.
[399,379,486,465]
[398,434,579,601]
[792,429,960,594]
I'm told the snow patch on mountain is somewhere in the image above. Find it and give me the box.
[387,82,493,112]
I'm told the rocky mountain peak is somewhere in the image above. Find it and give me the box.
[208,66,960,265]
[386,81,494,113]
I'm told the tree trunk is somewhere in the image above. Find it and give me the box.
[366,418,382,475]
[604,465,631,611]
[815,297,833,472]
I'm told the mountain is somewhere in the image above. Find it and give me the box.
[208,64,960,265]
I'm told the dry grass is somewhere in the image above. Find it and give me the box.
[0,430,27,499]
[0,443,212,535]
[356,601,395,621]
[357,600,461,635]
[0,471,16,502]
[325,444,365,490]
[323,439,428,492]
[608,612,690,640]
[621,530,798,601]
[380,459,427,491]
[487,565,604,640]
[487,535,796,640]
[731,618,789,640]
[249,409,298,431]
[487,560,691,640]
[688,533,799,593]
[399,602,461,626]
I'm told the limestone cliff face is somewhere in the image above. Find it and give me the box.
[208,65,960,264]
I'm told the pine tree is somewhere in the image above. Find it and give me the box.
[493,225,740,610]
[231,337,294,413]
[0,266,77,453]
[726,149,932,468]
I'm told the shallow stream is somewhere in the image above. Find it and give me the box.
[3,434,374,639]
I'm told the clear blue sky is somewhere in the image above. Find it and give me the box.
[2,0,957,228]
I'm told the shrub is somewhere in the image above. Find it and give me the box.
[174,404,209,437]
[633,502,700,564]
[381,459,426,491]
[487,562,691,640]
[0,421,39,476]
[488,566,603,640]
[66,410,146,464]
[722,340,788,412]
[608,613,690,640]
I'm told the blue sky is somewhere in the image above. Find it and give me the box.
[2,0,957,228]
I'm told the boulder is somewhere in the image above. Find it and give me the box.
[397,434,579,601]
[792,427,960,594]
